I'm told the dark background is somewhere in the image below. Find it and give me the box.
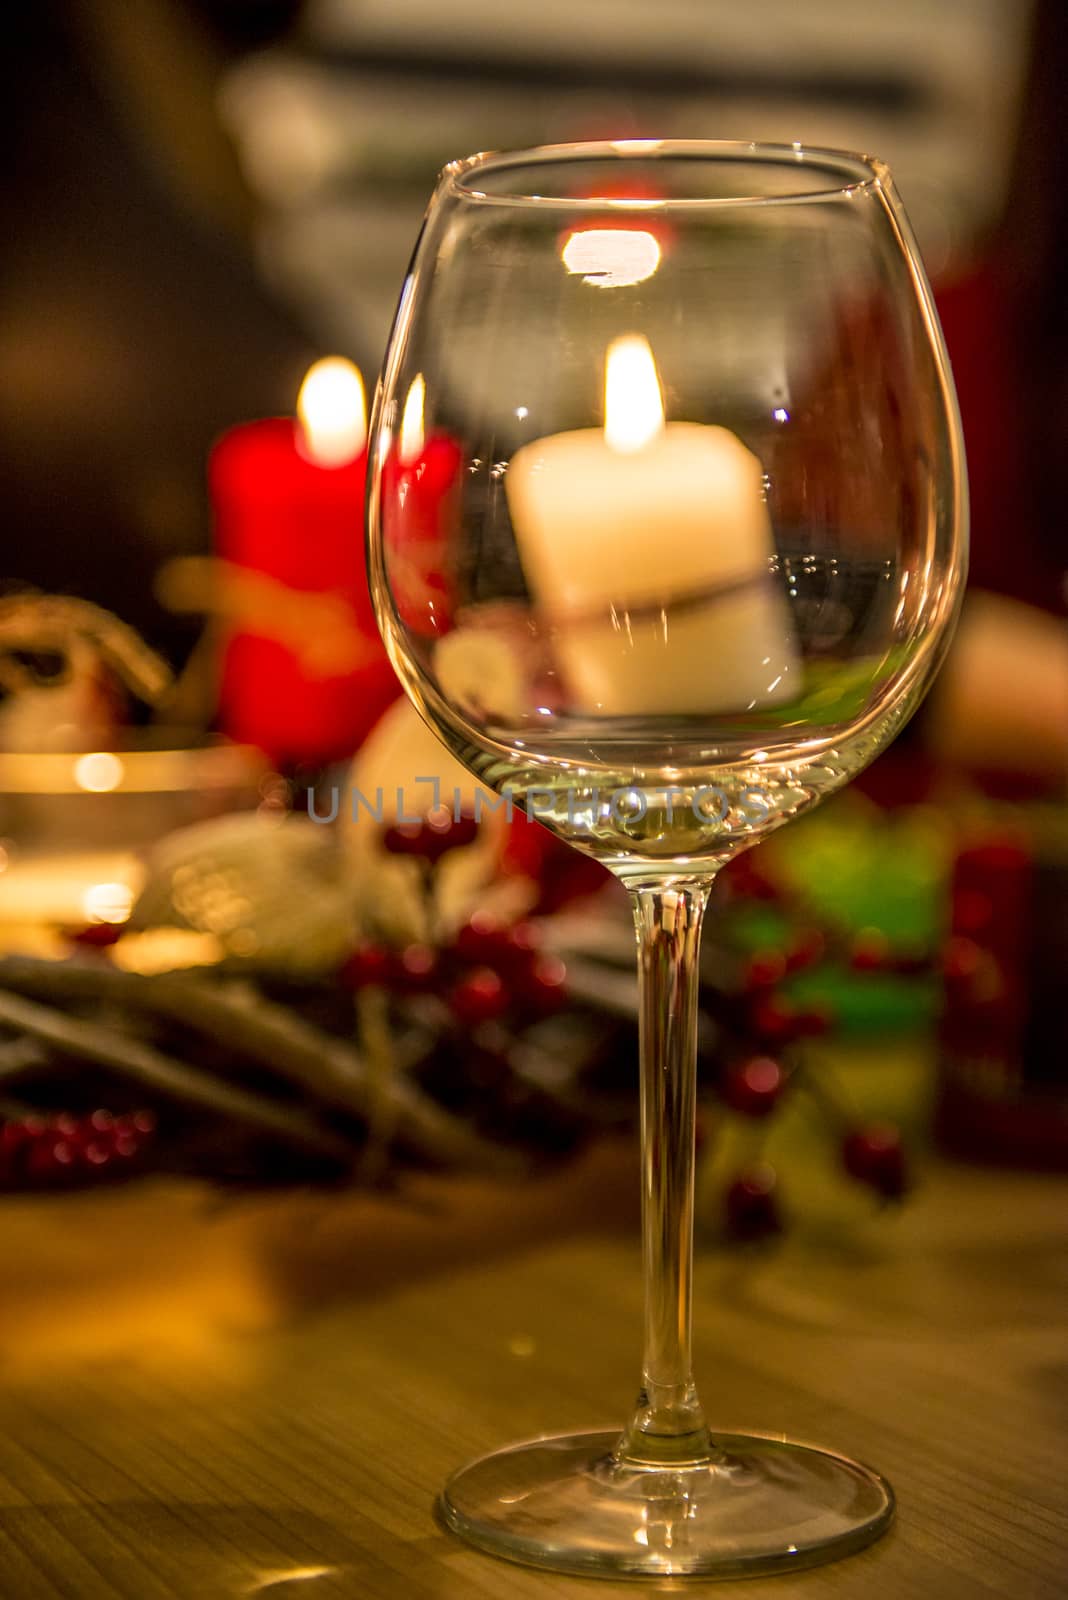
[2,0,1065,672]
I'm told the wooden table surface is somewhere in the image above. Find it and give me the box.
[0,1139,1064,1599]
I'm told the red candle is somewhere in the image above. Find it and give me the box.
[210,358,398,767]
[382,373,464,640]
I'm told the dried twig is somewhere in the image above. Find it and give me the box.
[0,957,519,1175]
[0,988,350,1161]
[0,1035,49,1084]
[0,592,173,704]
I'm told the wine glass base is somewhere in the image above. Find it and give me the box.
[439,1429,894,1579]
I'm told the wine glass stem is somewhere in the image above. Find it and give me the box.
[620,879,715,1468]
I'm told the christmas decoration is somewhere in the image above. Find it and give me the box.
[0,633,949,1234]
[0,791,938,1237]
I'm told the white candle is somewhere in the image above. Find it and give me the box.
[505,335,799,716]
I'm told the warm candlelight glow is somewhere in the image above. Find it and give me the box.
[604,335,664,455]
[399,373,426,466]
[73,751,124,793]
[246,1569,337,1595]
[81,881,135,925]
[297,356,367,467]
[562,229,661,288]
[507,331,798,715]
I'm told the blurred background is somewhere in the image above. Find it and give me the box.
[0,0,1065,1228]
[4,0,1066,648]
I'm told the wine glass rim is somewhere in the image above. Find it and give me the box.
[441,140,889,209]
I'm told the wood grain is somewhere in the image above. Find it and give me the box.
[0,1141,1063,1599]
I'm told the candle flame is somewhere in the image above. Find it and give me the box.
[562,229,661,288]
[74,751,124,793]
[399,374,426,466]
[82,881,134,926]
[297,356,367,466]
[604,334,664,454]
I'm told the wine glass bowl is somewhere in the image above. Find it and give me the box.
[370,141,963,884]
[367,141,966,1577]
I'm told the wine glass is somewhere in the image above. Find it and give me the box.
[366,141,966,1579]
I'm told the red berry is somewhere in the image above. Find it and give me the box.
[957,839,1029,876]
[66,921,123,949]
[24,1135,75,1182]
[113,1130,141,1160]
[382,821,425,857]
[742,949,788,992]
[383,807,478,865]
[723,1055,784,1117]
[517,953,568,1013]
[942,935,982,988]
[449,967,509,1026]
[454,909,507,962]
[340,943,393,990]
[5,1114,45,1143]
[396,942,439,990]
[53,1140,76,1171]
[850,928,890,972]
[114,1110,158,1141]
[842,1125,908,1199]
[431,808,478,855]
[792,1001,834,1038]
[455,914,544,968]
[749,992,797,1043]
[725,1165,781,1240]
[785,927,825,973]
[0,1116,46,1180]
[505,920,542,959]
[1,1117,36,1153]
